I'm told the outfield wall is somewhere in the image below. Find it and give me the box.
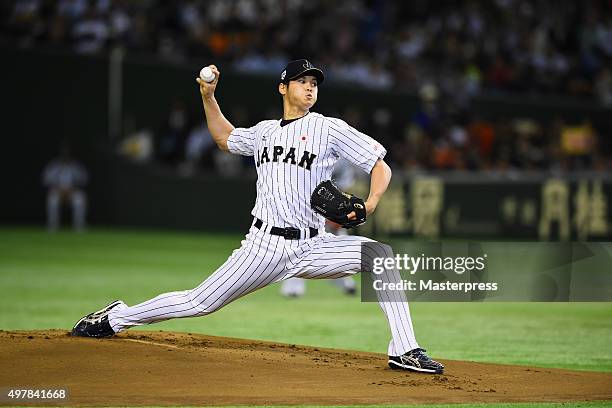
[92,157,612,240]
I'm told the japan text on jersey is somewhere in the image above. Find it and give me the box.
[227,112,387,229]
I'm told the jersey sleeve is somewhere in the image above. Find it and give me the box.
[327,118,387,173]
[227,125,257,156]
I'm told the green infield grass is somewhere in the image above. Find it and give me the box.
[1,227,611,373]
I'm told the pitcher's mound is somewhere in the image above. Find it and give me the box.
[1,330,611,406]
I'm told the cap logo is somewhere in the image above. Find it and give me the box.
[281,70,286,80]
[303,61,313,69]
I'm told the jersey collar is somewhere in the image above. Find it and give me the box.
[280,112,310,127]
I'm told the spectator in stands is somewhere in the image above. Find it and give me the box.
[156,99,189,166]
[179,117,215,177]
[72,4,109,54]
[3,0,612,101]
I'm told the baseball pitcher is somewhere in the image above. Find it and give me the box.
[71,60,444,374]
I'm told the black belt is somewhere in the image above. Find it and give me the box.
[254,218,318,240]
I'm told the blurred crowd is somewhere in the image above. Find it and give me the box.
[3,0,612,104]
[118,86,611,175]
[389,88,610,173]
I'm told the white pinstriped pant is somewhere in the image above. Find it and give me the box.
[109,222,420,356]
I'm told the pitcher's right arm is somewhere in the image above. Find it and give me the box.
[196,65,234,152]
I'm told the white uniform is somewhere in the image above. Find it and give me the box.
[109,112,420,356]
[42,158,88,231]
[281,157,358,297]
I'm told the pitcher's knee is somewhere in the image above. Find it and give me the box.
[188,289,232,317]
[71,191,86,207]
[47,192,60,208]
[361,241,394,273]
[378,242,394,258]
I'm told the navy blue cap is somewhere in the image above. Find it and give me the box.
[280,59,325,85]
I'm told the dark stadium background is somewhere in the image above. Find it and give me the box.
[2,0,611,237]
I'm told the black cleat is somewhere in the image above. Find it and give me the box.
[71,300,125,338]
[344,286,357,296]
[388,348,445,374]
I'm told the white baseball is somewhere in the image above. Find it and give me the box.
[199,66,215,83]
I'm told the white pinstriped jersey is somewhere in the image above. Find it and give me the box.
[227,112,387,229]
[109,114,420,358]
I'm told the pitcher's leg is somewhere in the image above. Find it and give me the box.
[109,229,286,332]
[71,190,87,231]
[280,277,306,297]
[372,245,420,356]
[330,276,356,295]
[294,234,419,355]
[46,190,60,231]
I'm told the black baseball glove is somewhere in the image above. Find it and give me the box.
[310,180,367,228]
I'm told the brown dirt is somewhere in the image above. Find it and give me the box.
[0,330,611,406]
